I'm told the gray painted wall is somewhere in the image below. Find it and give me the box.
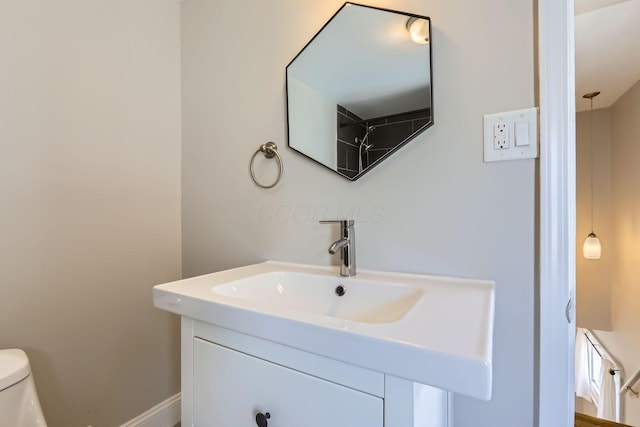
[181,0,536,425]
[0,1,182,425]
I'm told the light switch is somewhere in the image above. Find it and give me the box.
[515,121,529,147]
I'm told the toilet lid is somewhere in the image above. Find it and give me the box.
[0,349,31,391]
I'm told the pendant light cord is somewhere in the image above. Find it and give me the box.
[582,91,601,258]
[589,95,594,234]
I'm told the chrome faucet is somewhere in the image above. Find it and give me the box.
[320,220,355,277]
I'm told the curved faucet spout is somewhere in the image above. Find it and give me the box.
[319,220,356,277]
[329,238,349,255]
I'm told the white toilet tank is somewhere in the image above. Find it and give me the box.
[0,349,48,427]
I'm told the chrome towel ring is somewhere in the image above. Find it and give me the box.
[250,142,283,189]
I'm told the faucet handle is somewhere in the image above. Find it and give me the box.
[319,220,354,227]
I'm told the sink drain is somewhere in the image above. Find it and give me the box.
[335,285,346,297]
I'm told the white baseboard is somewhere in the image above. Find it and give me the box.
[120,393,181,427]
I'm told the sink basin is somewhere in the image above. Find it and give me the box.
[211,271,423,324]
[153,261,495,400]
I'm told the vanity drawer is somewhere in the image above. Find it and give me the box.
[193,338,383,427]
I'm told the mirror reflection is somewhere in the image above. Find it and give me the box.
[286,3,433,180]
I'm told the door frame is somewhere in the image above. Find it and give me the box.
[537,0,576,426]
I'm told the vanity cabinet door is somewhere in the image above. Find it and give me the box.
[193,338,383,427]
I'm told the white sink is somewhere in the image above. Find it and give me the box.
[153,261,495,400]
[211,271,423,324]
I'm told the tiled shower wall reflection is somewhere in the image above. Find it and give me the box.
[336,105,431,179]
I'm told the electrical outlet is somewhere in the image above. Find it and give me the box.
[494,123,507,138]
[483,107,538,162]
[493,123,509,149]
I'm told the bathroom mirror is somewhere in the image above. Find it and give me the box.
[286,3,433,181]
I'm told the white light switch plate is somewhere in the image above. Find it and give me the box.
[483,107,538,162]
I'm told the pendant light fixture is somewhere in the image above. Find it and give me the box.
[582,91,602,260]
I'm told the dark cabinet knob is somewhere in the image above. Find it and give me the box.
[255,412,271,427]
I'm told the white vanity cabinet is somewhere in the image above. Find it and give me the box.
[193,338,383,426]
[182,318,451,427]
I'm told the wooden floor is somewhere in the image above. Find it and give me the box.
[576,413,633,427]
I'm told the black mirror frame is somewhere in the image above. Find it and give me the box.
[285,2,434,181]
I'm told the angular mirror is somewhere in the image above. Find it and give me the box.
[286,3,433,181]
